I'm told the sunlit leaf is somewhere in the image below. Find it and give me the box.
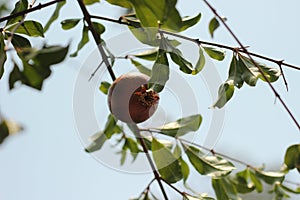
[44,1,66,32]
[229,168,257,194]
[83,0,100,5]
[281,184,300,194]
[284,144,300,173]
[99,81,111,95]
[6,0,28,26]
[61,18,81,30]
[106,0,132,8]
[255,170,285,185]
[148,49,169,93]
[212,178,241,200]
[123,137,141,162]
[130,59,151,76]
[184,144,235,177]
[203,46,225,61]
[249,170,263,193]
[0,120,22,144]
[0,33,7,79]
[192,47,206,75]
[152,138,183,183]
[85,115,122,153]
[70,25,89,57]
[6,20,44,37]
[209,17,219,38]
[180,13,202,32]
[212,80,234,109]
[132,48,158,61]
[228,55,243,88]
[157,114,202,137]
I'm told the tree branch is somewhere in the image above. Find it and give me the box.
[129,124,169,200]
[77,0,116,81]
[200,0,300,131]
[0,0,65,23]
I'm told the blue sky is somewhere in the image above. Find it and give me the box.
[0,0,299,199]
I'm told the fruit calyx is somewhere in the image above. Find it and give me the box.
[134,85,160,108]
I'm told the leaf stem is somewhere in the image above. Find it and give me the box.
[0,0,65,23]
[130,124,169,200]
[77,0,116,81]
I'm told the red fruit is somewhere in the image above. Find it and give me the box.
[108,72,159,123]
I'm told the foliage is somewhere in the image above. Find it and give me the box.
[0,0,299,200]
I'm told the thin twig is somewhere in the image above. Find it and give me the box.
[130,124,169,200]
[136,178,156,199]
[0,0,65,23]
[77,0,116,81]
[201,0,300,130]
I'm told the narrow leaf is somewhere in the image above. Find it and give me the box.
[148,49,169,92]
[0,33,7,79]
[284,144,300,173]
[85,131,107,153]
[61,18,81,30]
[228,55,243,88]
[83,0,100,5]
[209,17,220,38]
[212,80,235,108]
[6,20,44,37]
[132,48,158,61]
[212,178,241,200]
[192,47,206,75]
[106,0,132,8]
[70,25,89,57]
[92,21,105,37]
[157,114,202,137]
[152,138,183,183]
[44,1,66,32]
[180,13,202,32]
[203,46,225,61]
[6,0,28,26]
[255,170,285,185]
[99,81,111,95]
[184,144,235,177]
[130,59,151,76]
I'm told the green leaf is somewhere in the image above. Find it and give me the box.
[130,59,152,76]
[209,17,220,38]
[132,48,158,61]
[85,115,122,153]
[6,0,28,26]
[280,184,300,194]
[9,45,69,90]
[228,55,244,88]
[0,119,23,144]
[10,33,31,51]
[184,144,235,177]
[169,52,193,74]
[184,194,215,200]
[230,168,258,194]
[106,0,132,8]
[6,20,44,37]
[0,120,9,144]
[173,144,190,183]
[284,144,300,173]
[92,22,105,37]
[0,33,7,79]
[152,138,183,183]
[61,18,81,30]
[70,25,89,57]
[157,114,202,137]
[124,137,141,161]
[249,170,263,193]
[238,54,281,86]
[212,80,235,108]
[255,170,285,185]
[148,49,169,93]
[192,47,206,75]
[180,13,202,32]
[85,131,107,153]
[128,0,199,32]
[212,178,241,200]
[270,182,291,200]
[44,1,66,32]
[203,46,225,61]
[99,81,111,95]
[83,0,100,5]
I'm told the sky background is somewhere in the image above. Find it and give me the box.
[0,0,299,199]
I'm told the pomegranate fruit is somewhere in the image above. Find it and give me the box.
[108,72,159,123]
